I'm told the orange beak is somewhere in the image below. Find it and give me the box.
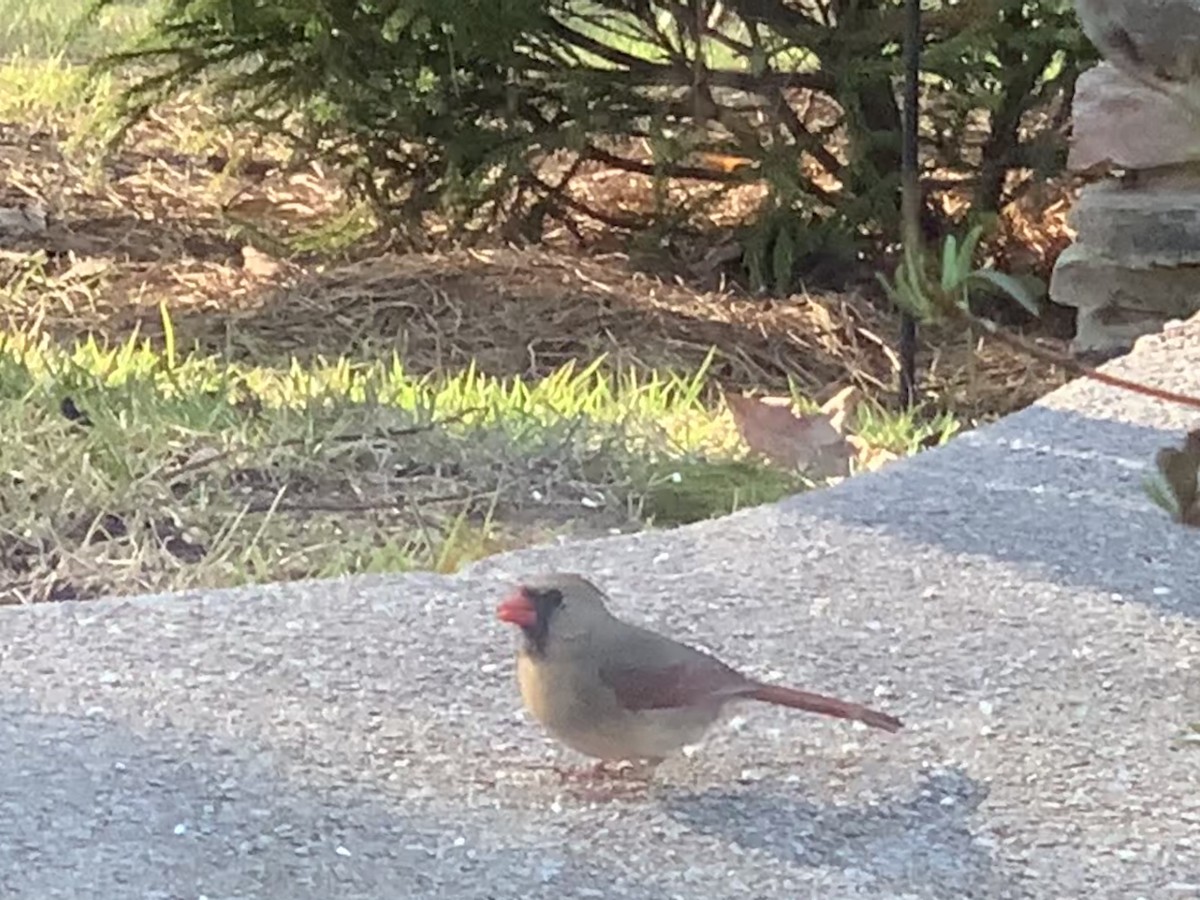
[496,587,538,629]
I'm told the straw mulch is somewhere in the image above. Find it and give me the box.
[0,118,1072,418]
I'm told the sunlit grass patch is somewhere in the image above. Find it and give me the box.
[0,316,957,603]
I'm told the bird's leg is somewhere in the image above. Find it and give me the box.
[610,758,662,782]
[552,758,660,785]
[550,760,620,782]
[553,759,661,802]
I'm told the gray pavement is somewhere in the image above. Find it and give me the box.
[2,325,1200,899]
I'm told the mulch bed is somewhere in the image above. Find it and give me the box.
[0,115,1074,419]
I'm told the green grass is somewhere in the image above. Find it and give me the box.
[0,0,158,60]
[0,0,158,134]
[0,0,968,603]
[0,318,958,602]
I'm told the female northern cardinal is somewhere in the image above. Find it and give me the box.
[496,573,902,771]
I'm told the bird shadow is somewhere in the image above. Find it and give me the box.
[657,767,1017,899]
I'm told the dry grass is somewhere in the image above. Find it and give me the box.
[0,112,1069,415]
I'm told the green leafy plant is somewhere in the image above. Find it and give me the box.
[877,223,1041,325]
[83,0,1089,273]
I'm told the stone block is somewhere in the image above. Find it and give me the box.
[1073,303,1175,354]
[1070,181,1200,266]
[1069,63,1200,172]
[1049,243,1200,315]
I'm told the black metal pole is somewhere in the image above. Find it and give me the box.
[898,0,921,408]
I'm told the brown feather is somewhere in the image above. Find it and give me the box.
[600,660,747,711]
[747,683,903,732]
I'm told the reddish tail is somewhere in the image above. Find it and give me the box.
[747,683,903,732]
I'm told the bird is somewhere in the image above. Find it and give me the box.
[496,572,902,778]
[1073,0,1200,116]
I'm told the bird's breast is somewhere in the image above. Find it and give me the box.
[515,650,560,726]
[513,649,723,761]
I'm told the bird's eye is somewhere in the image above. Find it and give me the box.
[535,588,564,609]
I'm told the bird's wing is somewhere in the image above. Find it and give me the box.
[598,653,750,711]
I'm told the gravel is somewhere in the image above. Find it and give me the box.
[1,325,1199,899]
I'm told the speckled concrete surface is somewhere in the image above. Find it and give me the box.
[2,326,1199,899]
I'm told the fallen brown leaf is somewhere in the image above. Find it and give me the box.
[846,435,900,472]
[1155,428,1200,526]
[724,390,853,479]
[57,256,111,283]
[692,152,754,174]
[819,385,864,434]
[241,245,285,280]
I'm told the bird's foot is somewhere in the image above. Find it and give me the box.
[557,760,652,780]
[550,760,658,797]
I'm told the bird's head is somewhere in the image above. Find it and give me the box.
[496,572,612,655]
